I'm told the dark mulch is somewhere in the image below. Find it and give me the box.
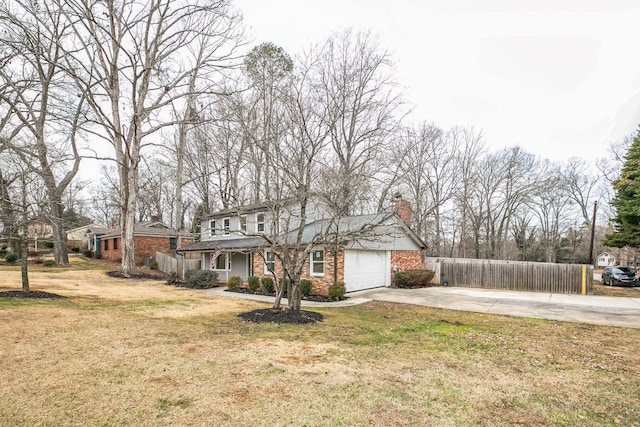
[106,270,166,280]
[392,284,438,289]
[238,308,324,324]
[225,287,347,303]
[168,281,219,290]
[0,290,66,299]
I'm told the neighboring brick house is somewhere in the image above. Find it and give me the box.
[67,222,104,251]
[99,221,194,265]
[179,198,426,295]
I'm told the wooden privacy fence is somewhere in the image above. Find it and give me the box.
[425,257,593,295]
[155,251,201,279]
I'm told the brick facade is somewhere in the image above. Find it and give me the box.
[238,247,424,295]
[101,235,194,265]
[249,248,345,296]
[391,250,425,282]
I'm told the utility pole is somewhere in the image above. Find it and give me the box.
[588,201,597,265]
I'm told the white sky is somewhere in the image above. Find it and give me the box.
[234,0,640,163]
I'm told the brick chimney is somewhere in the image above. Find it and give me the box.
[394,193,412,227]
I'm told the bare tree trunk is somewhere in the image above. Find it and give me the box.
[49,201,69,265]
[120,161,139,275]
[289,277,301,311]
[20,176,29,293]
[273,277,284,310]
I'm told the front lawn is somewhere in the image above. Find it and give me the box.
[0,265,638,426]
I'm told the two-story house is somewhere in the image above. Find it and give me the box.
[179,197,426,295]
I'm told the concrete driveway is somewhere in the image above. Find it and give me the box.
[206,286,640,328]
[350,287,640,329]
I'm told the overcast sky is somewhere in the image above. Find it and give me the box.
[234,0,640,163]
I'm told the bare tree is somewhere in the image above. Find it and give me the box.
[477,147,539,259]
[0,147,40,292]
[530,163,573,262]
[0,0,86,264]
[452,127,484,258]
[316,29,406,215]
[87,165,120,228]
[172,17,246,234]
[255,51,329,311]
[241,42,293,203]
[137,158,175,223]
[394,123,460,255]
[562,157,602,227]
[60,0,243,274]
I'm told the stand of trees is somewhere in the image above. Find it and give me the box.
[0,0,621,297]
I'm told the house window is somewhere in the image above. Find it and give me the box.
[264,251,275,274]
[311,250,324,276]
[113,238,118,250]
[169,237,177,249]
[256,213,265,232]
[239,215,247,232]
[223,217,230,235]
[211,252,230,270]
[209,220,216,237]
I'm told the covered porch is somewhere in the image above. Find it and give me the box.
[201,250,254,283]
[179,236,268,284]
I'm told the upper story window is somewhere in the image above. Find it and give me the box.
[113,238,118,250]
[239,215,247,233]
[311,250,324,276]
[169,237,177,249]
[223,217,230,235]
[104,239,109,250]
[256,213,265,233]
[209,220,216,237]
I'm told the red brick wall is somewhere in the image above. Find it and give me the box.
[391,250,424,282]
[101,236,194,265]
[249,248,344,296]
[101,237,121,262]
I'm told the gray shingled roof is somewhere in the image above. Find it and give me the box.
[85,226,114,236]
[180,236,269,252]
[180,212,426,252]
[100,223,186,239]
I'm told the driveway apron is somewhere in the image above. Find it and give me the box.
[350,287,640,329]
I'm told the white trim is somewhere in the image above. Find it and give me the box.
[256,212,265,233]
[210,252,231,271]
[310,249,325,276]
[264,250,275,274]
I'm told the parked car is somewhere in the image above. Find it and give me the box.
[601,266,640,287]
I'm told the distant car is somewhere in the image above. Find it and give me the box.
[601,266,640,287]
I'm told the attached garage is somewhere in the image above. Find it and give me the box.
[343,249,391,292]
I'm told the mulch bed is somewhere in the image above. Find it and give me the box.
[106,271,166,280]
[225,287,347,303]
[0,290,66,299]
[238,308,324,324]
[392,284,437,289]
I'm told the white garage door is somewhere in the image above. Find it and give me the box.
[344,250,390,292]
